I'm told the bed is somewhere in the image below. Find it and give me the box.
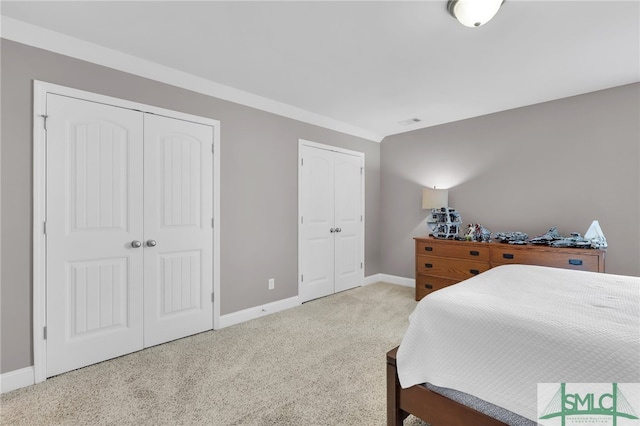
[387,264,640,425]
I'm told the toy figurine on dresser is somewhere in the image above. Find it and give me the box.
[426,207,463,239]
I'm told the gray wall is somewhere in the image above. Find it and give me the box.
[381,83,640,279]
[0,39,382,373]
[2,37,638,376]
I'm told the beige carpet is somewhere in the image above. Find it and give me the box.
[1,282,427,425]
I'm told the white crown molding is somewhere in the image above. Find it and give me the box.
[1,16,383,143]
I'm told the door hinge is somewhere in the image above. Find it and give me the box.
[211,218,214,228]
[361,262,363,269]
[211,293,215,303]
[43,326,47,340]
[40,114,49,131]
[301,216,304,224]
[301,158,304,166]
[301,274,304,282]
[43,221,47,234]
[360,215,363,222]
[360,167,363,175]
[212,143,214,154]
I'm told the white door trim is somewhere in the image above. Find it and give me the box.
[32,80,221,383]
[297,139,365,302]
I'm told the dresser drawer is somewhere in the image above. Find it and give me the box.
[417,255,491,280]
[490,246,600,272]
[416,274,458,300]
[416,240,490,261]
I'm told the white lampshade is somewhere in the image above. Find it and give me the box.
[447,0,504,28]
[422,188,449,209]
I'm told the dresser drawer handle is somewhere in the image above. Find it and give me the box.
[424,263,433,268]
[568,259,583,266]
[470,269,480,275]
[503,253,514,259]
[424,284,433,289]
[469,250,480,256]
[424,246,433,251]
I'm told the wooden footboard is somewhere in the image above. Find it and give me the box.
[386,347,507,426]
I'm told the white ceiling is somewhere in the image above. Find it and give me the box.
[2,1,639,141]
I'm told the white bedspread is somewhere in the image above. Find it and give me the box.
[396,264,640,421]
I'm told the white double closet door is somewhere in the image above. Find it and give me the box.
[299,142,364,303]
[45,94,213,377]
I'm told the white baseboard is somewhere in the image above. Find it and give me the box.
[1,366,35,394]
[218,296,301,329]
[365,273,414,288]
[363,273,383,286]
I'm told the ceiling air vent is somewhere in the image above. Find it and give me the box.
[398,118,421,126]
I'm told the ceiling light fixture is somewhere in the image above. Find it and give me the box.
[447,0,504,28]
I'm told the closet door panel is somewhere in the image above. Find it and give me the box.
[299,145,335,302]
[143,114,213,347]
[334,152,363,293]
[46,94,144,377]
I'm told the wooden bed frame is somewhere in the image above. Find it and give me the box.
[386,346,507,426]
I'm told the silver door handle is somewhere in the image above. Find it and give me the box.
[336,227,342,233]
[131,240,142,248]
[330,228,336,233]
[146,239,157,247]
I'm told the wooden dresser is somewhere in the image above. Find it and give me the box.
[414,236,606,301]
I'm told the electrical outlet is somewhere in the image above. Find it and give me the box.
[268,278,275,290]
